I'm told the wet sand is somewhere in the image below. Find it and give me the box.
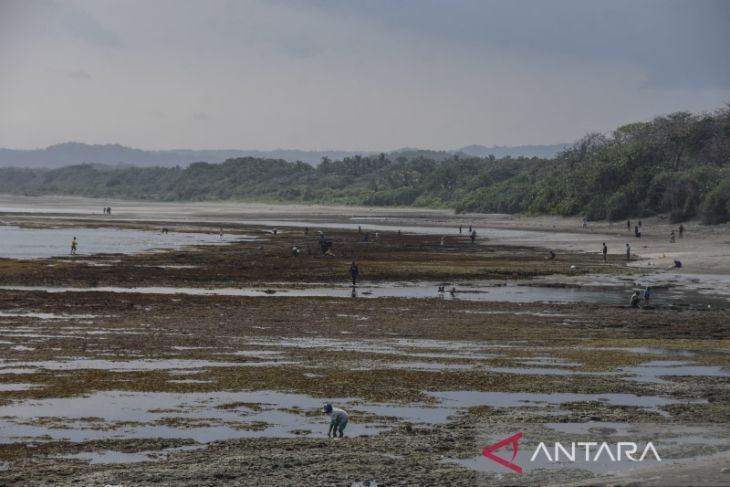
[0,196,729,486]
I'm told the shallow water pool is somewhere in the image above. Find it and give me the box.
[0,225,247,259]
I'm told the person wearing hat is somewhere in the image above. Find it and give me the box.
[323,403,348,438]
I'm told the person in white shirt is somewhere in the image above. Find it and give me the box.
[323,403,348,438]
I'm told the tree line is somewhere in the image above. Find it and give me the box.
[1,107,728,224]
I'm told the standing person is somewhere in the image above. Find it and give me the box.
[626,243,631,261]
[459,225,463,234]
[323,403,348,438]
[349,261,359,286]
[643,286,652,307]
[468,224,472,233]
[678,224,684,238]
[670,230,676,243]
[630,291,641,308]
[634,225,641,239]
[602,242,608,262]
[219,227,223,240]
[638,220,642,228]
[627,220,631,231]
[70,237,78,255]
[470,230,477,244]
[304,227,309,236]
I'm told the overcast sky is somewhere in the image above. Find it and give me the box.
[1,0,729,151]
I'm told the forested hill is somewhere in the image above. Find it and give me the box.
[1,108,728,224]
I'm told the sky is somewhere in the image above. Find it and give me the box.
[0,0,729,151]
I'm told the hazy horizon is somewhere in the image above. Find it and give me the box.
[0,140,569,153]
[1,0,729,151]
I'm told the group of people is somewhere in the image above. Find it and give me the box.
[627,219,642,238]
[599,220,689,265]
[437,285,457,297]
[630,287,653,308]
[457,224,478,243]
[102,207,112,215]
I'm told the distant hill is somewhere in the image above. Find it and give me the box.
[0,142,369,168]
[0,142,568,169]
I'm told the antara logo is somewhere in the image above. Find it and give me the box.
[482,433,661,474]
[482,432,524,474]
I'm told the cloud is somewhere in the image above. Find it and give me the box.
[280,0,730,90]
[60,3,121,48]
[48,68,92,80]
[0,0,728,150]
[0,0,120,48]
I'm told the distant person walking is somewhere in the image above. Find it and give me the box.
[459,225,462,234]
[634,225,641,239]
[670,230,676,243]
[349,261,359,286]
[627,219,631,231]
[625,243,631,261]
[470,230,477,244]
[678,224,684,238]
[70,237,78,255]
[602,242,608,262]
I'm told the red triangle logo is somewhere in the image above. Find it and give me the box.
[482,432,523,474]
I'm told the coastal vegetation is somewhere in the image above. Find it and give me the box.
[1,107,728,223]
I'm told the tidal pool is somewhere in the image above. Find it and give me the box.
[620,361,730,384]
[0,386,699,449]
[0,390,419,444]
[0,225,247,259]
[2,281,726,305]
